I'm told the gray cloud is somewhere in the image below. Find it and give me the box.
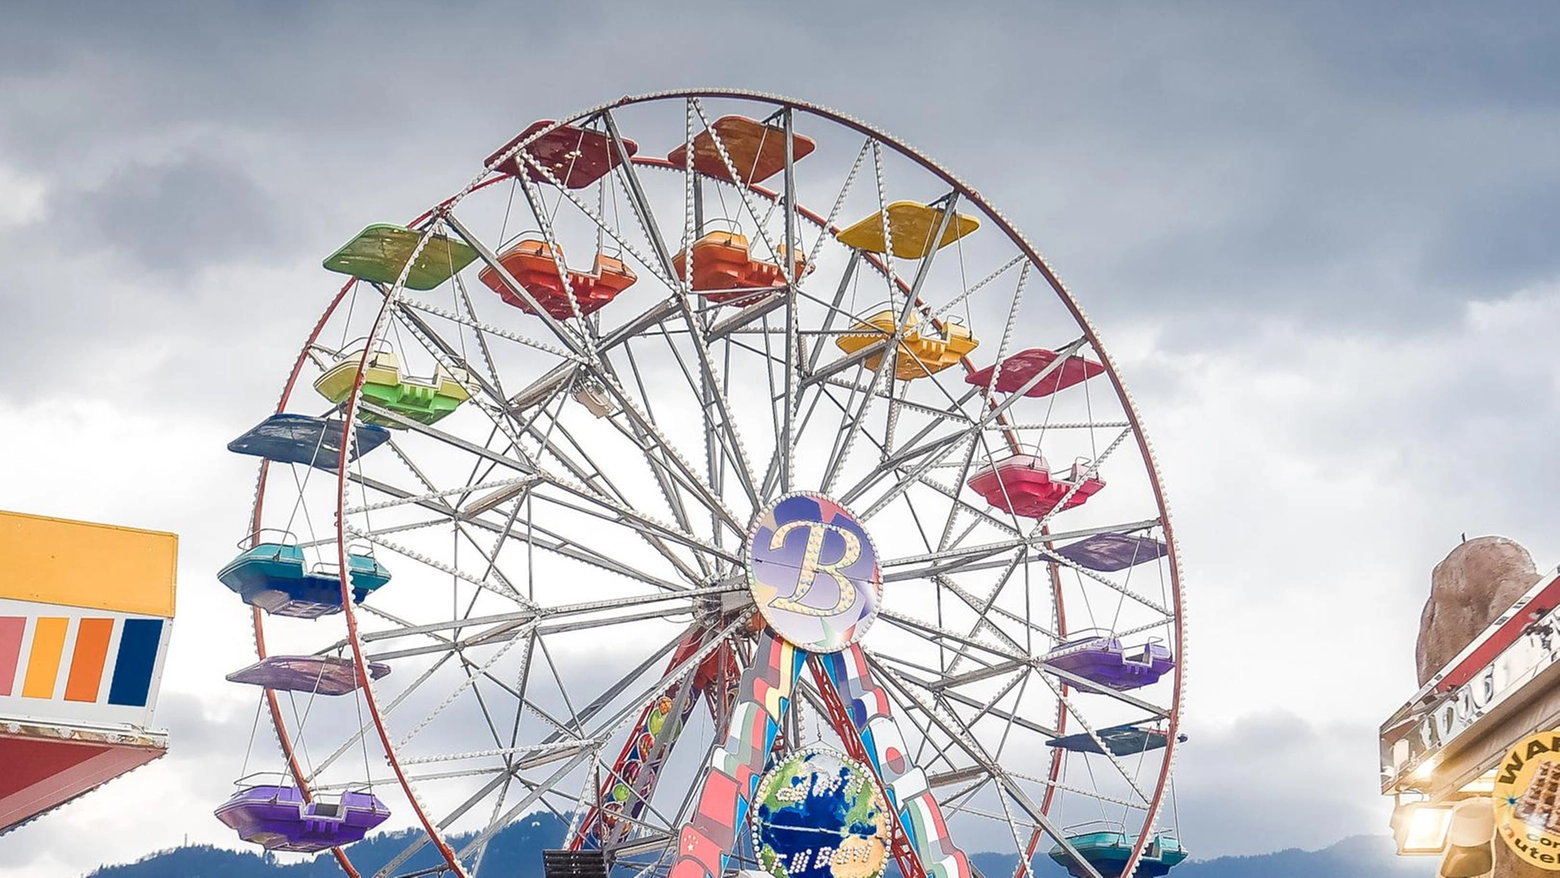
[1173,712,1390,858]
[4,2,1559,876]
[58,153,290,275]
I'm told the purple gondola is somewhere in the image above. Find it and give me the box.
[215,781,390,853]
[1055,533,1169,573]
[226,655,391,696]
[1044,634,1175,692]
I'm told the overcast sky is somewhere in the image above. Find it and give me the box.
[3,1,1559,875]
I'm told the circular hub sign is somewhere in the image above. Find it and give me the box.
[751,748,890,878]
[746,493,882,653]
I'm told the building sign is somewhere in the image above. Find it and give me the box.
[1381,573,1560,793]
[1494,731,1560,869]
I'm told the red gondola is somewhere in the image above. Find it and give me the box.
[965,348,1105,398]
[485,120,637,189]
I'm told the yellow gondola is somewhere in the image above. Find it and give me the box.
[835,201,980,259]
[834,309,978,380]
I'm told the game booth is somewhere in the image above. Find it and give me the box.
[1382,538,1560,877]
[0,510,176,833]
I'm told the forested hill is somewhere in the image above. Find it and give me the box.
[87,818,1435,878]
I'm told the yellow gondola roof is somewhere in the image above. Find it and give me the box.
[835,201,980,258]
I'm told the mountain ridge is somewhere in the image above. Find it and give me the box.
[85,816,1436,878]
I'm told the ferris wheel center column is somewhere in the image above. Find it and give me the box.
[664,494,970,878]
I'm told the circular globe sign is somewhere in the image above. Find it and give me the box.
[751,748,890,878]
[746,493,882,653]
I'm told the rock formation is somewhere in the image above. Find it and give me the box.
[1416,536,1543,686]
[1416,536,1546,877]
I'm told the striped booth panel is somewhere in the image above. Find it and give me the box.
[0,598,171,728]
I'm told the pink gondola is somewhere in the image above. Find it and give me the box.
[967,455,1104,518]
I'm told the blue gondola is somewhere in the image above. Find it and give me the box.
[1046,723,1185,757]
[227,414,391,471]
[218,541,391,619]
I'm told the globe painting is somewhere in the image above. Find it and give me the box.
[751,749,890,878]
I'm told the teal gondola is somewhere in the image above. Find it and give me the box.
[1050,827,1187,878]
[218,538,390,619]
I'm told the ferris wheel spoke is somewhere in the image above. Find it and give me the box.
[681,98,808,493]
[373,441,530,600]
[399,293,582,364]
[842,336,1091,513]
[934,255,1028,325]
[935,572,1060,646]
[588,370,751,538]
[298,649,460,786]
[358,395,732,569]
[929,680,1057,739]
[516,411,728,576]
[882,518,1160,579]
[451,273,509,400]
[600,345,704,546]
[594,343,742,550]
[443,212,596,359]
[1043,692,1159,808]
[860,650,1108,878]
[347,471,695,594]
[874,607,1168,721]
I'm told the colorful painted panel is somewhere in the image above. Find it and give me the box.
[0,598,172,727]
[818,646,972,878]
[108,619,164,707]
[668,630,802,878]
[22,618,68,699]
[0,617,23,697]
[64,618,114,703]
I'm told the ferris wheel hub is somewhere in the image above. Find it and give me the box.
[744,493,883,653]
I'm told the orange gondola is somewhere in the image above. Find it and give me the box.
[671,230,806,306]
[667,115,816,185]
[478,238,637,320]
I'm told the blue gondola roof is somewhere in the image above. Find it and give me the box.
[1046,723,1185,756]
[228,414,391,471]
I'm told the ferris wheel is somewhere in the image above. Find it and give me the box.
[214,91,1187,878]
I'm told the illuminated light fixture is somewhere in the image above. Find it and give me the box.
[1438,798,1494,878]
[1458,772,1497,796]
[1394,802,1456,855]
[1413,757,1440,781]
